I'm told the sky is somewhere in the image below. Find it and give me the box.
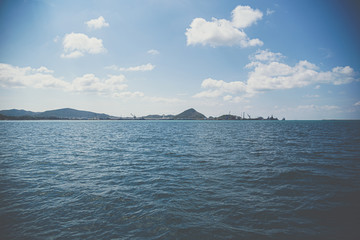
[0,0,359,120]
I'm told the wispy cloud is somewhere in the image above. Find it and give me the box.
[303,94,320,98]
[105,63,155,72]
[249,49,284,62]
[185,5,263,47]
[297,105,340,111]
[113,91,144,98]
[319,48,333,59]
[266,8,275,16]
[85,16,109,30]
[53,35,60,43]
[147,49,160,55]
[146,96,183,103]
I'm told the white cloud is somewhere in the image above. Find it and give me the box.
[0,63,147,100]
[201,78,247,93]
[113,91,144,98]
[119,63,155,72]
[185,5,263,47]
[354,101,360,106]
[304,94,320,98]
[106,63,155,72]
[249,49,284,62]
[53,35,60,43]
[193,89,223,98]
[193,78,247,98]
[85,16,109,30]
[61,51,84,59]
[231,5,263,28]
[246,60,357,92]
[71,74,127,93]
[223,95,233,101]
[147,49,160,55]
[31,66,54,74]
[319,48,333,59]
[194,50,358,100]
[297,105,340,111]
[266,9,275,16]
[0,63,69,89]
[61,33,106,58]
[104,65,118,71]
[222,95,246,103]
[147,96,183,103]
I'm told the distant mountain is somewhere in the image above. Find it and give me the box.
[0,108,114,120]
[37,108,112,119]
[0,109,38,117]
[174,108,206,120]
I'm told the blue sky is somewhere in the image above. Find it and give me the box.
[0,0,359,119]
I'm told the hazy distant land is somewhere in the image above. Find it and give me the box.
[0,108,283,121]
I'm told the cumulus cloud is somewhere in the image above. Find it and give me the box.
[0,63,69,89]
[85,16,109,30]
[354,101,360,106]
[147,49,160,55]
[193,78,247,98]
[105,63,155,72]
[1,63,194,103]
[231,5,263,28]
[71,74,127,93]
[0,63,146,99]
[185,5,263,47]
[246,61,356,92]
[194,50,358,100]
[61,33,106,58]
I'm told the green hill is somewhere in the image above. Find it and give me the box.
[174,108,206,120]
[0,109,38,117]
[37,108,112,119]
[0,108,114,120]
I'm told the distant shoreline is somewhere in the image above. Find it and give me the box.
[0,108,285,121]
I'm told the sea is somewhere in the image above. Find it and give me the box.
[0,120,359,239]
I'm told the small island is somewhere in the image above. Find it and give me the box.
[0,108,284,121]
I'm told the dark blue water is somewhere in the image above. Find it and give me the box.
[0,120,359,239]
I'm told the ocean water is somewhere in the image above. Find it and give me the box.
[0,120,359,239]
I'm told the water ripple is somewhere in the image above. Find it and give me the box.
[0,120,359,239]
